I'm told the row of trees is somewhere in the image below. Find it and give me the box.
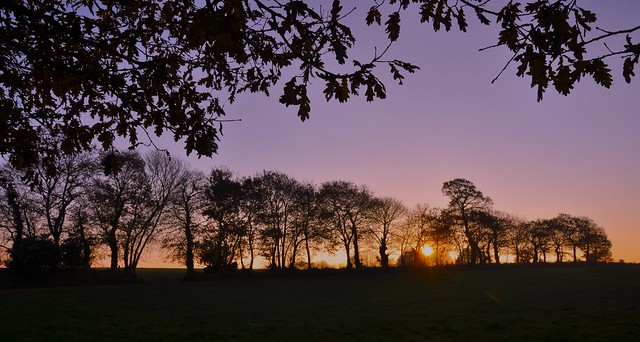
[0,151,612,275]
[407,179,612,266]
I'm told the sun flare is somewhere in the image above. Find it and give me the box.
[421,245,434,256]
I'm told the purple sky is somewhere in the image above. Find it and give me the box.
[143,1,640,265]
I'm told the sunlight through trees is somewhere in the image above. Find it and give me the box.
[0,154,614,273]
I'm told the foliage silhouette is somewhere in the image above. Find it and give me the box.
[1,1,638,177]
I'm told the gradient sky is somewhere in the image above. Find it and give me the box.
[136,1,640,267]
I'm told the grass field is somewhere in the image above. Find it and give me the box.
[1,264,639,341]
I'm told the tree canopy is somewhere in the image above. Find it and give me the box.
[1,0,639,174]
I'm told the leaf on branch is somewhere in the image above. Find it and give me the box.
[322,78,350,103]
[443,8,453,32]
[591,59,612,88]
[385,12,401,41]
[475,8,491,25]
[419,1,435,23]
[365,82,375,101]
[338,78,350,102]
[280,78,298,106]
[497,2,521,25]
[279,78,312,121]
[498,27,520,50]
[387,60,419,86]
[553,65,573,95]
[374,77,386,100]
[366,6,382,26]
[578,8,597,23]
[623,56,638,84]
[625,35,640,54]
[331,0,342,19]
[101,153,122,176]
[456,8,468,32]
[390,64,404,84]
[394,60,420,73]
[296,85,311,121]
[433,0,445,31]
[524,1,545,13]
[331,40,348,65]
[573,8,592,33]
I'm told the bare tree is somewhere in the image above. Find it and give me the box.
[441,179,493,265]
[163,168,206,276]
[424,208,456,266]
[471,210,510,264]
[89,150,181,272]
[89,151,146,270]
[546,216,569,263]
[200,167,245,271]
[574,216,611,263]
[250,171,299,269]
[367,197,407,268]
[0,165,27,267]
[319,181,372,270]
[528,219,553,263]
[237,176,263,270]
[504,215,530,264]
[30,152,94,267]
[288,182,325,269]
[117,151,184,272]
[555,213,581,262]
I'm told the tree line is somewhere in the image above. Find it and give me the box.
[0,150,612,276]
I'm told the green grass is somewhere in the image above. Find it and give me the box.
[1,264,639,341]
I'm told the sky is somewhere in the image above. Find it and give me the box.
[135,1,640,267]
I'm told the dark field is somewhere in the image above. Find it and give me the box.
[1,264,639,341]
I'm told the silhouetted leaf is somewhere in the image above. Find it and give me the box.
[456,8,468,32]
[419,1,435,23]
[385,12,401,41]
[366,6,382,26]
[591,59,612,88]
[475,8,491,25]
[623,57,637,84]
[390,64,404,84]
[331,0,342,18]
[553,65,573,95]
[433,0,444,31]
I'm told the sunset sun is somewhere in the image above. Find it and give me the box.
[421,245,434,257]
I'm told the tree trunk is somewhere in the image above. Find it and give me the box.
[280,226,287,269]
[344,242,352,269]
[469,239,482,265]
[289,241,298,269]
[379,242,388,268]
[184,219,194,276]
[463,219,480,265]
[81,229,92,269]
[305,234,312,269]
[271,234,278,268]
[108,234,118,270]
[249,241,254,270]
[352,225,362,269]
[6,184,24,268]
